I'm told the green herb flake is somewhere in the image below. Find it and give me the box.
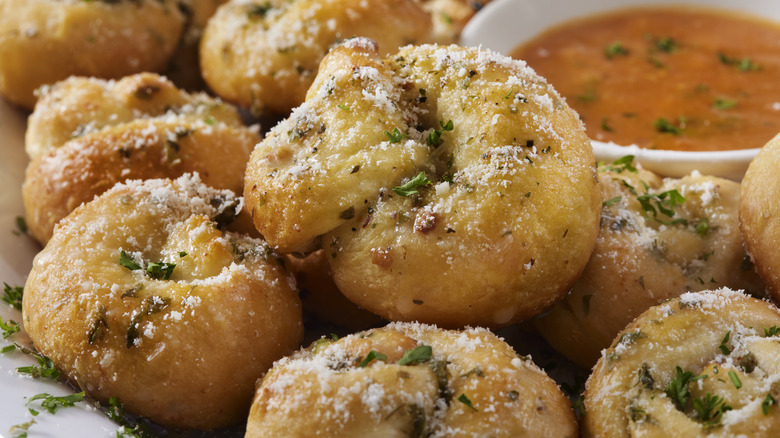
[638,363,655,389]
[16,351,61,380]
[8,419,35,437]
[88,307,108,345]
[3,283,23,311]
[392,172,432,197]
[654,117,684,135]
[601,117,614,132]
[460,366,485,378]
[719,331,731,355]
[713,97,737,110]
[145,262,176,280]
[692,393,731,425]
[457,393,478,411]
[618,330,647,346]
[602,197,622,207]
[762,393,775,415]
[665,366,705,411]
[13,216,28,236]
[338,104,351,111]
[600,155,637,174]
[26,392,85,415]
[605,41,629,59]
[637,189,686,225]
[718,52,761,71]
[503,86,514,99]
[764,326,780,337]
[119,251,141,271]
[653,36,678,53]
[728,370,742,389]
[696,217,710,237]
[357,350,387,368]
[426,120,454,147]
[398,345,433,365]
[0,316,20,339]
[385,128,406,143]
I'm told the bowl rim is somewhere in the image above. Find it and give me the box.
[459,0,780,180]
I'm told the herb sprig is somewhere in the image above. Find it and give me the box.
[393,172,432,197]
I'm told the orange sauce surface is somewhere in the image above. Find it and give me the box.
[512,7,780,151]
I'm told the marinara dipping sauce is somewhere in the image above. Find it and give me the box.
[512,7,780,152]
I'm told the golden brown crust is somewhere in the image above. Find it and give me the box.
[22,175,303,430]
[0,0,185,109]
[740,133,780,300]
[200,0,432,115]
[246,323,577,437]
[245,41,600,327]
[536,161,764,368]
[287,250,385,331]
[583,289,780,438]
[23,73,259,244]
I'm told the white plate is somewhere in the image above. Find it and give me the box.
[460,0,780,180]
[0,100,122,436]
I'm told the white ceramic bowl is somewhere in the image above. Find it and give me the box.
[461,0,780,180]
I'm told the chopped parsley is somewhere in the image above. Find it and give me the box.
[695,217,710,237]
[602,196,622,207]
[119,251,142,271]
[728,370,742,389]
[652,36,679,53]
[764,326,780,337]
[0,315,20,339]
[718,52,761,71]
[27,391,85,415]
[653,117,685,135]
[713,97,737,110]
[0,285,22,309]
[503,86,514,99]
[601,117,614,132]
[337,104,351,111]
[357,350,387,368]
[8,419,35,437]
[665,366,705,411]
[16,351,61,380]
[692,393,731,425]
[637,189,686,225]
[718,331,731,355]
[398,345,432,365]
[385,128,406,143]
[106,397,154,437]
[762,393,775,415]
[392,172,431,197]
[145,262,176,280]
[126,296,171,348]
[457,393,478,411]
[617,330,647,346]
[600,155,637,174]
[426,120,454,148]
[13,216,27,236]
[119,251,176,280]
[605,41,629,59]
